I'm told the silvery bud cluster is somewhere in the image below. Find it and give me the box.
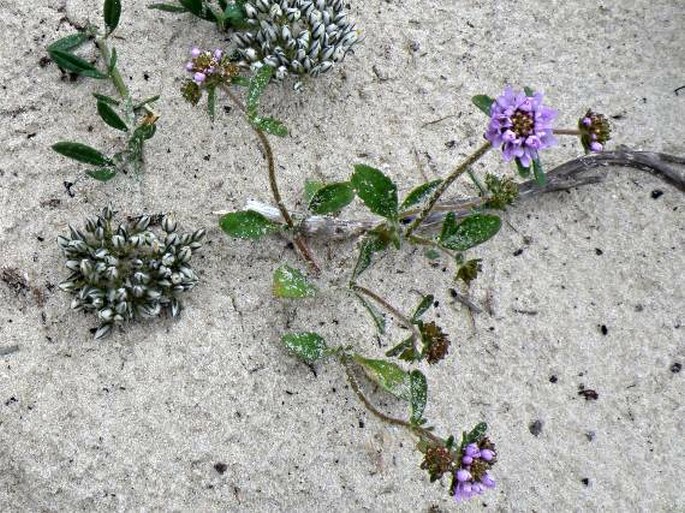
[235,0,359,89]
[57,206,205,340]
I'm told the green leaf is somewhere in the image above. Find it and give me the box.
[148,3,187,12]
[462,422,488,447]
[400,179,442,210]
[92,93,120,106]
[273,265,317,298]
[385,337,416,360]
[96,101,128,132]
[255,117,288,137]
[207,85,216,121]
[353,292,386,334]
[351,230,390,281]
[223,3,248,28]
[246,66,273,119]
[47,32,89,52]
[231,76,250,87]
[48,49,107,79]
[523,86,535,97]
[304,179,324,204]
[409,370,427,424]
[439,213,502,251]
[86,167,117,181]
[103,0,122,34]
[308,182,355,214]
[424,248,440,260]
[219,210,280,239]
[178,0,202,15]
[472,94,495,116]
[133,123,156,141]
[52,142,111,166]
[411,294,434,323]
[354,356,411,401]
[351,164,398,219]
[514,157,531,178]
[532,157,546,186]
[282,332,329,363]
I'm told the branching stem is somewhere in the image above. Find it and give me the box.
[405,142,491,237]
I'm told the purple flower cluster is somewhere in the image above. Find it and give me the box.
[453,442,497,502]
[185,47,235,86]
[579,110,611,153]
[485,87,557,167]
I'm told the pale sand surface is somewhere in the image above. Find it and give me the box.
[0,1,683,511]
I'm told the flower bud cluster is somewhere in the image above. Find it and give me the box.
[578,109,611,153]
[57,206,205,339]
[452,438,498,502]
[235,0,360,89]
[419,321,450,365]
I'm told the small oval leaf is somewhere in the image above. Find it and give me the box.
[255,117,288,137]
[411,294,434,322]
[246,66,273,118]
[351,230,390,281]
[409,370,427,423]
[52,142,111,166]
[351,164,398,219]
[439,213,502,251]
[354,355,411,401]
[400,179,442,210]
[308,182,355,214]
[273,265,317,298]
[47,32,89,52]
[48,49,107,79]
[86,167,116,181]
[282,332,329,363]
[219,210,280,239]
[472,94,495,116]
[96,101,128,132]
[104,0,122,34]
[462,422,488,447]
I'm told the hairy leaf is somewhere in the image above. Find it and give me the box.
[351,230,390,281]
[273,265,317,298]
[351,164,398,219]
[255,117,288,137]
[411,294,434,322]
[86,167,117,181]
[462,422,488,447]
[439,213,501,251]
[219,210,280,239]
[409,370,427,424]
[281,332,329,363]
[47,33,89,52]
[308,182,355,214]
[246,66,273,119]
[400,179,442,210]
[354,356,411,401]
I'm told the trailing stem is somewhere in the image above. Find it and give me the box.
[222,85,321,273]
[405,141,492,237]
[351,284,421,343]
[339,356,443,445]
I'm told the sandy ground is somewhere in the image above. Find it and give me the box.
[1,0,683,511]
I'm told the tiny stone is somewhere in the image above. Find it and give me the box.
[585,431,596,442]
[595,248,603,255]
[600,324,608,335]
[549,375,558,383]
[670,362,682,373]
[513,248,524,256]
[529,419,544,436]
[651,189,664,199]
[581,478,590,486]
[213,462,228,474]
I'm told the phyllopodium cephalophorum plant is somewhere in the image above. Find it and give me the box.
[48,0,682,506]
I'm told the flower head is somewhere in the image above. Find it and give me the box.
[485,87,557,167]
[452,438,498,502]
[419,321,450,364]
[578,109,611,153]
[184,47,239,86]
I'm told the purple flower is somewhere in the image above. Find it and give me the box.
[578,110,611,154]
[452,441,498,503]
[485,87,557,167]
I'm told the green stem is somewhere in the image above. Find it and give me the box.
[339,356,442,445]
[95,37,129,100]
[405,142,491,237]
[350,284,422,351]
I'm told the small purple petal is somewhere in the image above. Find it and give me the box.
[193,72,206,84]
[185,62,194,71]
[191,47,201,58]
[481,449,495,461]
[465,444,480,457]
[462,455,473,465]
[481,473,496,488]
[456,469,472,482]
[590,141,603,152]
[582,117,592,126]
[214,49,223,60]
